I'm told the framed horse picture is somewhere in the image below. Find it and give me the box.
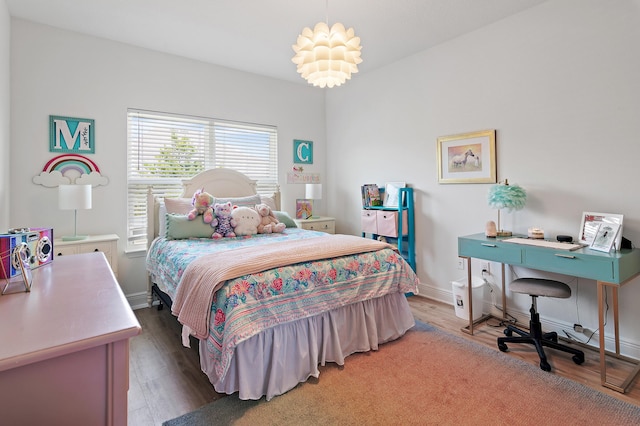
[437,130,496,184]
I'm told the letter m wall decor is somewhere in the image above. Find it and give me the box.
[49,115,95,153]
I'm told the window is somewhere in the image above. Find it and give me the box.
[127,109,278,251]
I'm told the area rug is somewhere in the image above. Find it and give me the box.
[163,321,640,425]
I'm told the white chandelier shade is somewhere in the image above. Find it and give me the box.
[292,22,363,88]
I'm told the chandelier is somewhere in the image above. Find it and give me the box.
[291,21,363,88]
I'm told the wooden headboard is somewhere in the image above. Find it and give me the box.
[146,168,281,246]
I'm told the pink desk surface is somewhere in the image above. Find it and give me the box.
[0,252,141,371]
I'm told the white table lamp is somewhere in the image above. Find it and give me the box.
[59,184,92,241]
[305,183,322,219]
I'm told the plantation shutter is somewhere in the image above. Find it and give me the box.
[126,109,278,251]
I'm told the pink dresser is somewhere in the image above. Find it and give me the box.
[0,252,141,425]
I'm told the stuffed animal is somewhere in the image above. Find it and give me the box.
[187,188,214,224]
[255,203,286,234]
[231,206,261,236]
[210,202,237,239]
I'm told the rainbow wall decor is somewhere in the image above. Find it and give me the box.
[33,154,109,187]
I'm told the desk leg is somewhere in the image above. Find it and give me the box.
[460,256,493,336]
[466,257,474,335]
[598,282,607,386]
[598,280,640,393]
[501,263,506,320]
[612,285,620,355]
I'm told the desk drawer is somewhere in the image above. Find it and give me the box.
[524,249,614,282]
[458,239,522,264]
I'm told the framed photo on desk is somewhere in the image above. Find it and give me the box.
[578,212,623,251]
[590,223,620,252]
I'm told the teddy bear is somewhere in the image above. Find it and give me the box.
[187,188,214,224]
[255,203,286,234]
[231,206,261,236]
[210,202,237,239]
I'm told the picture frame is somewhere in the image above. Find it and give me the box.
[437,129,496,184]
[295,199,313,219]
[590,222,621,253]
[293,139,313,164]
[578,212,624,251]
[49,115,95,154]
[383,182,406,207]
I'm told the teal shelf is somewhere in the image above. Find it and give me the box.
[361,187,415,273]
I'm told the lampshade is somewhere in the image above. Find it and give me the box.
[487,179,526,237]
[59,184,92,210]
[305,183,322,200]
[292,22,363,88]
[59,184,92,241]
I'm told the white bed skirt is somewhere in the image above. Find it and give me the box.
[199,292,415,401]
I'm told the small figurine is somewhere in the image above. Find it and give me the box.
[486,221,497,238]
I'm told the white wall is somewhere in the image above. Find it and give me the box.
[0,0,9,231]
[326,0,640,355]
[9,19,326,305]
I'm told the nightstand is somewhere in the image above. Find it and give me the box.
[294,216,335,234]
[54,234,119,277]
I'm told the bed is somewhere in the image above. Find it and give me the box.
[146,168,420,401]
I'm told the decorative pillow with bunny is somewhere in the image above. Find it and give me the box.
[231,206,261,236]
[255,203,286,234]
[187,188,214,224]
[210,202,237,239]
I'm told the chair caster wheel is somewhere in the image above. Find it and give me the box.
[504,329,513,337]
[498,343,508,352]
[573,354,585,365]
[540,360,551,371]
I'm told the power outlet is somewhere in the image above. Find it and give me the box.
[457,258,465,270]
[481,261,490,274]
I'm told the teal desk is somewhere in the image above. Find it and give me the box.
[458,233,640,393]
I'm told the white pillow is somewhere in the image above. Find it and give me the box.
[158,202,168,237]
[164,197,193,214]
[213,194,261,208]
[260,196,277,211]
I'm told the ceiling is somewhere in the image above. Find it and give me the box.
[6,0,546,85]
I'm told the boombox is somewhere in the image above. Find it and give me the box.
[0,228,54,279]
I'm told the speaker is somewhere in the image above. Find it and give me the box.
[0,228,53,279]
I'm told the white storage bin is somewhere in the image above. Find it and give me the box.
[451,276,485,321]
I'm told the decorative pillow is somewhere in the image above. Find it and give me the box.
[260,196,277,212]
[164,197,193,215]
[273,211,297,228]
[212,194,261,208]
[165,214,213,240]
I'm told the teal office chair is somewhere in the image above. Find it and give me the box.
[497,278,585,371]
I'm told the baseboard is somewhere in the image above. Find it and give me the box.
[127,291,151,310]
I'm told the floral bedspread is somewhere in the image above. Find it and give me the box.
[146,228,419,381]
[146,228,323,298]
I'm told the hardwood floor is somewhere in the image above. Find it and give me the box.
[128,305,221,426]
[128,296,640,425]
